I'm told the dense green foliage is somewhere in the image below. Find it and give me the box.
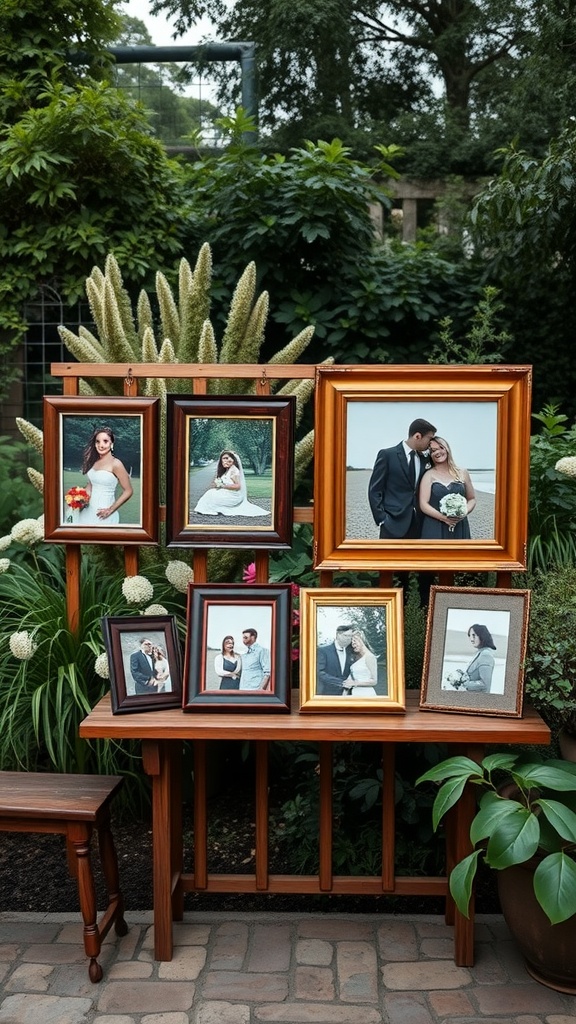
[181,133,481,362]
[468,125,576,415]
[527,405,576,571]
[148,0,576,174]
[524,566,576,736]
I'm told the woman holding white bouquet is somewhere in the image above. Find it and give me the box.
[419,436,476,540]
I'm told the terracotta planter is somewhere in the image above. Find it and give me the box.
[497,859,576,994]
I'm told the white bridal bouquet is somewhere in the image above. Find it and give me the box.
[439,492,467,531]
[445,669,470,690]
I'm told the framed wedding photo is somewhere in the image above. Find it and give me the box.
[420,587,530,718]
[313,364,532,572]
[299,588,405,713]
[43,396,159,544]
[183,584,292,711]
[101,615,183,714]
[166,395,295,549]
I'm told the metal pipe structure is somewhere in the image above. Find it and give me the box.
[70,43,258,143]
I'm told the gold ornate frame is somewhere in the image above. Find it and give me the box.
[299,588,405,713]
[313,364,532,571]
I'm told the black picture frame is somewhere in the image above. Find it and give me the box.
[183,584,292,711]
[166,394,295,549]
[102,615,183,714]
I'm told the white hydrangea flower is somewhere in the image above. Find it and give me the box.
[0,535,11,552]
[555,456,576,478]
[165,560,194,593]
[122,575,154,604]
[143,604,169,616]
[11,518,44,546]
[94,652,109,678]
[0,558,10,573]
[9,631,37,660]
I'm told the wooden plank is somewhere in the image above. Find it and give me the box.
[52,363,316,380]
[79,691,551,746]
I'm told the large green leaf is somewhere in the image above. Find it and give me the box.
[537,798,576,844]
[416,756,482,786]
[430,775,469,831]
[481,753,520,774]
[449,851,481,918]
[533,852,576,924]
[485,809,540,868]
[470,794,523,845]
[512,762,576,791]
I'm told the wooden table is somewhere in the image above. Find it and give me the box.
[79,691,549,966]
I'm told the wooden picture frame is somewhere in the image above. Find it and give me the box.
[101,615,183,714]
[420,586,530,717]
[313,364,532,571]
[183,583,292,711]
[299,588,405,713]
[43,396,159,545]
[166,395,295,549]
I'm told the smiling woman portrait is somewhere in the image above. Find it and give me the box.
[77,426,133,526]
[419,436,476,540]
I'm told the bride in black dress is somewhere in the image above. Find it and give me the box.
[419,436,476,539]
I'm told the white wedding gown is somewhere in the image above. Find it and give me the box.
[194,466,270,517]
[349,655,377,696]
[78,469,119,526]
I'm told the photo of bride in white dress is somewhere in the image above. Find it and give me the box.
[345,630,379,696]
[73,426,134,526]
[193,450,271,518]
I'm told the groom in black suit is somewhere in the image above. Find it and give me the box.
[316,625,355,696]
[368,418,436,540]
[130,638,158,695]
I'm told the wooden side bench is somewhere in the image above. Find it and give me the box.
[0,771,128,982]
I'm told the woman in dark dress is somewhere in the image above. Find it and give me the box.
[419,436,476,539]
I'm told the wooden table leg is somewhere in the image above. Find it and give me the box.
[143,739,179,961]
[447,743,484,967]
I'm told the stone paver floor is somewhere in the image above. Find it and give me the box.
[0,912,575,1023]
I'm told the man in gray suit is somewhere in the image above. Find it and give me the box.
[368,418,436,540]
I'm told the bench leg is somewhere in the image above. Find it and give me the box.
[97,815,128,938]
[67,822,103,983]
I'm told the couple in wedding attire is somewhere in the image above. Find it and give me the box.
[194,450,270,518]
[316,625,379,697]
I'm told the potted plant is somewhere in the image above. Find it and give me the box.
[417,753,576,993]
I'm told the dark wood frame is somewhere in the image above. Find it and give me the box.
[183,583,292,711]
[166,394,295,549]
[43,395,159,545]
[299,587,405,713]
[313,364,532,571]
[102,615,183,714]
[420,586,530,717]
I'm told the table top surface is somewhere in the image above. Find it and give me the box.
[79,691,550,745]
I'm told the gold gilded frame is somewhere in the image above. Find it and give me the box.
[313,364,532,571]
[299,588,405,713]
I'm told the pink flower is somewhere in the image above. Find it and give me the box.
[291,583,299,598]
[292,609,300,628]
[243,562,256,583]
[291,646,300,662]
